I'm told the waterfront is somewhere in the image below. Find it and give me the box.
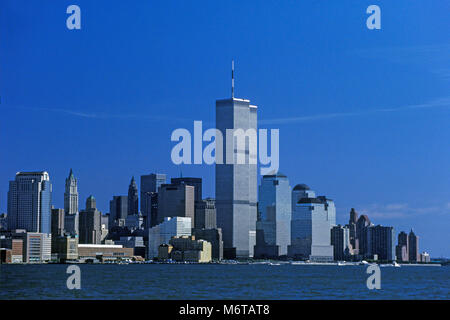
[1,264,448,299]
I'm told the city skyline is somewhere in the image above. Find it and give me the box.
[1,1,449,257]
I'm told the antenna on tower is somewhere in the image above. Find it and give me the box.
[231,60,235,98]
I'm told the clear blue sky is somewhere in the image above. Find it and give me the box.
[1,1,449,257]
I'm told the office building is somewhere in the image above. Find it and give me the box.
[396,231,409,262]
[53,235,78,262]
[193,227,223,260]
[116,236,145,258]
[63,169,79,236]
[356,214,373,257]
[157,183,195,228]
[79,196,101,244]
[147,217,191,259]
[140,173,166,227]
[331,225,351,261]
[408,229,419,262]
[195,198,217,229]
[288,184,335,261]
[0,238,23,263]
[254,173,291,258]
[215,74,258,259]
[347,208,358,254]
[162,235,212,263]
[110,195,128,222]
[78,244,133,262]
[24,232,52,263]
[368,225,396,261]
[128,176,139,216]
[0,213,7,230]
[7,171,52,234]
[420,252,430,263]
[51,208,65,238]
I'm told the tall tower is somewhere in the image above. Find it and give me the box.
[216,61,258,258]
[64,169,78,215]
[7,171,52,233]
[128,176,139,216]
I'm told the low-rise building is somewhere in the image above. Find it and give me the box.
[53,236,79,262]
[158,235,212,263]
[78,244,133,262]
[24,233,52,263]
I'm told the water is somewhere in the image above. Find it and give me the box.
[0,264,448,299]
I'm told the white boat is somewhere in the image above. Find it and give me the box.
[359,260,369,265]
[393,261,401,267]
[337,261,346,266]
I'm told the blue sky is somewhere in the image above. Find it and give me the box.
[1,1,449,257]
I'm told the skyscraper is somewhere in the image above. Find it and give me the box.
[7,171,52,234]
[64,169,78,215]
[368,225,396,261]
[408,229,419,262]
[396,231,409,262]
[288,184,335,261]
[215,63,258,258]
[157,183,195,228]
[140,173,166,228]
[110,196,128,222]
[79,195,101,244]
[254,173,291,258]
[128,176,139,216]
[356,214,372,257]
[64,169,79,236]
[331,225,351,261]
[347,208,358,253]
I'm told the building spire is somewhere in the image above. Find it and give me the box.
[231,60,235,98]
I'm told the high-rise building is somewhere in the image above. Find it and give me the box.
[79,196,102,244]
[254,173,291,258]
[147,216,191,259]
[288,184,335,261]
[195,198,216,229]
[110,196,128,222]
[356,214,372,257]
[64,169,79,236]
[51,208,65,238]
[368,225,396,261]
[140,173,166,227]
[127,176,139,216]
[157,183,195,228]
[331,225,351,261]
[396,231,409,262]
[215,71,258,259]
[7,171,52,234]
[347,208,358,254]
[408,229,419,262]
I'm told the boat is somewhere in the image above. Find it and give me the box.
[393,261,401,267]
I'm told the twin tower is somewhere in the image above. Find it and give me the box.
[216,62,258,258]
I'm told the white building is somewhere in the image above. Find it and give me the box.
[147,217,191,259]
[24,232,52,263]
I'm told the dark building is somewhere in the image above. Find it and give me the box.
[408,229,419,262]
[396,231,409,262]
[195,198,216,229]
[127,177,139,216]
[79,196,101,244]
[369,225,395,261]
[192,228,223,261]
[157,183,195,228]
[140,173,166,227]
[347,208,358,253]
[356,215,372,257]
[110,196,128,222]
[331,225,350,261]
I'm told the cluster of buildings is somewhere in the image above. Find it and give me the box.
[0,83,431,264]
